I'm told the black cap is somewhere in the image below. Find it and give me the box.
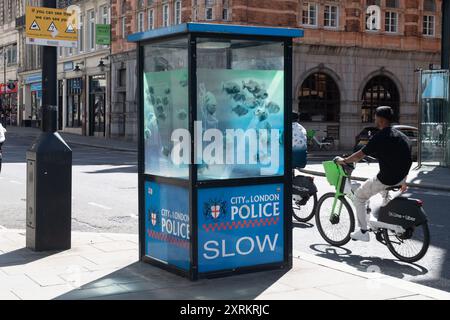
[375,106,394,122]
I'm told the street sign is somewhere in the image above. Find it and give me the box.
[25,6,78,48]
[96,24,111,45]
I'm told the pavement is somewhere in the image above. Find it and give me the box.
[4,126,137,152]
[1,228,449,300]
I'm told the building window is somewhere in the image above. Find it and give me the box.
[148,9,154,30]
[88,10,96,50]
[6,44,17,66]
[423,0,436,12]
[118,68,127,87]
[121,16,127,38]
[298,73,340,122]
[302,2,318,26]
[366,0,381,5]
[423,15,435,36]
[205,8,213,20]
[137,11,145,32]
[385,11,398,33]
[361,75,399,123]
[174,1,182,24]
[78,14,84,53]
[324,4,338,28]
[386,0,399,8]
[163,3,170,26]
[100,5,110,24]
[222,8,229,21]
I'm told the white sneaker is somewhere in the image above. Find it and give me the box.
[351,229,370,242]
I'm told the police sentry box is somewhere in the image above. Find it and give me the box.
[129,23,303,280]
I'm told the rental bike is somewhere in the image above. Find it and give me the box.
[292,170,318,222]
[315,159,430,263]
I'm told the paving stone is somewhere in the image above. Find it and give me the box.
[91,240,137,253]
[319,279,413,300]
[0,289,21,300]
[256,287,343,300]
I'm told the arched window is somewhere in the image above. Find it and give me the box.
[298,73,340,122]
[424,0,436,12]
[361,75,399,123]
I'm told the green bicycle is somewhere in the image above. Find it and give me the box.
[315,160,430,263]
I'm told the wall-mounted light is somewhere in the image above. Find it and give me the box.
[73,61,85,72]
[98,56,109,72]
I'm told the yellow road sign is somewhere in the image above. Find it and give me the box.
[26,6,78,48]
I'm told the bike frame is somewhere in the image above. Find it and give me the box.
[323,161,350,219]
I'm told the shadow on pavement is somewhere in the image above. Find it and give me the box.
[54,261,288,300]
[292,221,314,229]
[309,243,428,280]
[0,247,58,268]
[84,165,138,174]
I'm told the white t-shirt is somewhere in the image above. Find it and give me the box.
[0,124,6,143]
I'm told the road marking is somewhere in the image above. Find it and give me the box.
[88,202,112,210]
[129,214,138,219]
[0,225,6,230]
[9,180,23,185]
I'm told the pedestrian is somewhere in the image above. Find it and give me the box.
[0,122,6,173]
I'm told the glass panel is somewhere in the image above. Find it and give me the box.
[420,70,450,167]
[143,37,189,178]
[196,38,285,180]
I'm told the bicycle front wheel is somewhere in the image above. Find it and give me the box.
[383,223,430,263]
[315,192,355,246]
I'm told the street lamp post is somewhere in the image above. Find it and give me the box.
[26,0,72,251]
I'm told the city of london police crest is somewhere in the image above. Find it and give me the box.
[148,209,159,227]
[204,199,227,220]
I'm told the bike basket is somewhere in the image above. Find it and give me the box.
[323,161,346,187]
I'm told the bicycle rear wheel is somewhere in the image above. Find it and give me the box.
[383,223,430,263]
[292,193,317,223]
[315,193,355,246]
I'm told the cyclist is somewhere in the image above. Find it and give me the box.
[335,106,412,242]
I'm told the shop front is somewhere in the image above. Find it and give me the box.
[65,78,83,133]
[23,73,43,127]
[0,81,18,126]
[89,75,106,137]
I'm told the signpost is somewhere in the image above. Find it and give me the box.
[25,6,77,48]
[25,1,73,252]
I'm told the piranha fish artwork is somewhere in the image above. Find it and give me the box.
[177,109,188,120]
[232,104,249,116]
[242,80,262,95]
[266,101,280,114]
[222,81,241,95]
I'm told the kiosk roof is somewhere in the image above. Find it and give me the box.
[128,23,304,43]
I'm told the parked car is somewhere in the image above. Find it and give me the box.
[353,127,379,152]
[353,125,418,161]
[393,125,418,161]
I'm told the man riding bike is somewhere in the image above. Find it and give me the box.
[335,106,412,242]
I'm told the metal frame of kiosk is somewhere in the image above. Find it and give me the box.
[129,23,303,280]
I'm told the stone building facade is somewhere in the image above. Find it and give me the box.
[110,0,441,147]
[0,0,22,126]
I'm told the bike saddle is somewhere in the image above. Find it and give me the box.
[385,185,402,191]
